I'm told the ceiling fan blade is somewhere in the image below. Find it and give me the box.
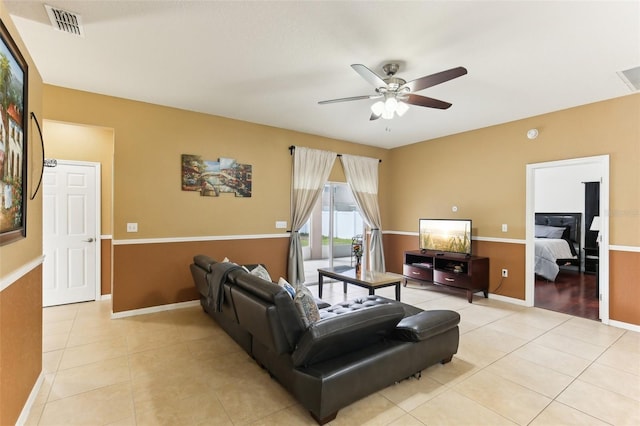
[370,112,382,121]
[401,66,467,93]
[351,64,388,88]
[406,94,452,110]
[318,94,381,105]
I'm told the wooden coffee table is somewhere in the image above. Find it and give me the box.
[317,266,403,301]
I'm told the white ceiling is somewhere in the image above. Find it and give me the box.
[5,1,640,149]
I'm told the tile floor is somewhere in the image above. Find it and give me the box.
[27,281,640,425]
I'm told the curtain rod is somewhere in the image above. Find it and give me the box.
[288,145,382,163]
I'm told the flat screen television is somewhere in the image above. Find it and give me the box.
[419,218,472,256]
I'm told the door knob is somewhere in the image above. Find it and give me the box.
[83,238,95,243]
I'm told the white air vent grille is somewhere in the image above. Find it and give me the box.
[618,66,640,92]
[45,4,84,37]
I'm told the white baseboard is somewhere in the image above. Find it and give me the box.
[608,319,640,333]
[488,293,531,306]
[16,371,44,426]
[111,299,200,319]
[100,294,112,301]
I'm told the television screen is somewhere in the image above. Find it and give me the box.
[419,219,472,255]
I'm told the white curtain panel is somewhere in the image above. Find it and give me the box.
[340,154,386,272]
[288,147,336,284]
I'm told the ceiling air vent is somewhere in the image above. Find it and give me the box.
[618,66,640,92]
[45,4,84,37]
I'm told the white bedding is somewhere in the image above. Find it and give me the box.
[534,238,575,281]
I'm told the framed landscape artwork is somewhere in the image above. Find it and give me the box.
[0,20,28,246]
[181,154,252,198]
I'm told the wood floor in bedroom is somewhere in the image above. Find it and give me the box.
[535,269,599,321]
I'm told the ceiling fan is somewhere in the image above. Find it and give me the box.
[318,63,467,120]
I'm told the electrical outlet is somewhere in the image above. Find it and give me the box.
[501,224,508,232]
[126,223,138,232]
[501,268,508,278]
[275,221,287,229]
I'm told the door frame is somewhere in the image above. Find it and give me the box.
[525,155,609,323]
[43,159,101,304]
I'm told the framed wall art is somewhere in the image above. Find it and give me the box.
[0,19,28,246]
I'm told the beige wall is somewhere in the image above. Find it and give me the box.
[0,4,44,424]
[42,85,389,239]
[387,94,640,246]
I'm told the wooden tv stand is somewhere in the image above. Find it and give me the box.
[403,250,489,303]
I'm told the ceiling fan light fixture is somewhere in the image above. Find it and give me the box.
[396,101,409,117]
[384,96,398,113]
[371,101,385,115]
[382,110,394,120]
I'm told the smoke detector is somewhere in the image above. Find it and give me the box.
[45,4,84,37]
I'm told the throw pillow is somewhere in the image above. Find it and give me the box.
[249,264,272,282]
[293,283,320,327]
[278,277,296,299]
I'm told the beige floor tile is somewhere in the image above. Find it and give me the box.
[43,318,74,336]
[250,404,318,425]
[454,370,551,425]
[42,332,69,353]
[386,413,425,426]
[330,392,406,426]
[67,324,128,347]
[462,325,529,354]
[39,382,133,426]
[42,304,79,323]
[215,374,296,424]
[34,292,638,426]
[455,333,508,368]
[48,355,130,401]
[508,307,571,331]
[513,342,591,377]
[58,336,128,370]
[487,316,549,341]
[529,401,610,426]
[615,330,640,352]
[533,330,607,361]
[378,374,447,412]
[579,362,640,401]
[557,379,640,425]
[422,356,479,387]
[414,294,474,312]
[487,353,573,398]
[596,343,640,376]
[125,325,183,353]
[552,317,625,347]
[42,349,63,373]
[457,303,518,326]
[410,388,516,425]
[186,331,244,361]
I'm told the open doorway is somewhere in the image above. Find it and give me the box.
[300,182,364,283]
[526,155,610,323]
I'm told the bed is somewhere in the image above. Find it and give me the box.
[534,213,582,281]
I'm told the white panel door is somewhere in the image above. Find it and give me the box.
[43,161,100,307]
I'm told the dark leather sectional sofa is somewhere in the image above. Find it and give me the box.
[190,255,460,424]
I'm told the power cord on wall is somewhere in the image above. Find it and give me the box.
[493,276,506,295]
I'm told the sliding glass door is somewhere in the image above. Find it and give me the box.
[300,182,364,283]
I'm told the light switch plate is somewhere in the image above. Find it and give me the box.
[275,221,287,229]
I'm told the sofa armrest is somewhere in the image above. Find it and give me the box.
[291,303,405,367]
[392,310,460,342]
